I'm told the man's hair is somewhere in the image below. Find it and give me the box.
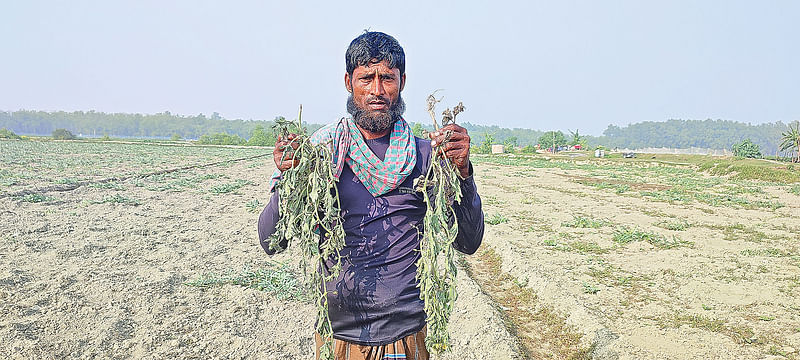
[345,32,405,76]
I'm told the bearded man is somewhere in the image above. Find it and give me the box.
[258,31,483,360]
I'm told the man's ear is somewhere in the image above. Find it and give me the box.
[400,73,406,92]
[344,73,352,93]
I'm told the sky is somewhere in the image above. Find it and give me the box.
[1,0,798,135]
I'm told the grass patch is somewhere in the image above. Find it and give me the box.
[545,238,608,254]
[185,262,307,302]
[576,180,631,194]
[582,282,600,294]
[562,215,610,229]
[147,173,223,192]
[562,240,607,254]
[699,158,800,184]
[740,248,795,258]
[568,241,607,254]
[90,181,125,190]
[640,189,692,203]
[91,194,141,206]
[655,219,691,231]
[641,188,783,210]
[707,223,775,243]
[209,179,252,194]
[485,213,509,225]
[461,248,590,359]
[55,177,80,185]
[656,313,755,344]
[694,192,784,210]
[789,184,800,196]
[612,226,692,249]
[245,199,263,213]
[18,193,56,203]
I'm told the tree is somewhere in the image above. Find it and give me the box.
[779,121,800,163]
[568,129,586,147]
[51,128,76,140]
[247,125,274,146]
[537,131,566,151]
[0,128,21,139]
[410,123,426,138]
[732,139,761,158]
[475,132,495,154]
[502,136,518,152]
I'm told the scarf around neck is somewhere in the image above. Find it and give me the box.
[269,117,417,197]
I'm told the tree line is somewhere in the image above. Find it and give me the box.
[595,119,792,155]
[1,110,795,156]
[0,110,278,140]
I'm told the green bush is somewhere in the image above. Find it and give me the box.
[51,128,77,140]
[197,132,246,145]
[0,128,22,140]
[732,139,761,158]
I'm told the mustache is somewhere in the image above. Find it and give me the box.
[346,93,405,133]
[365,95,389,104]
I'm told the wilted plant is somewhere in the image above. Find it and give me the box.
[268,106,345,360]
[412,93,465,352]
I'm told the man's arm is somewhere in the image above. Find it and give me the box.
[258,189,286,255]
[452,164,483,255]
[258,132,302,255]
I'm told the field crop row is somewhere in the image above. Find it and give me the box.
[0,139,267,194]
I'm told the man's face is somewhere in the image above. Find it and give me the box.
[345,60,406,133]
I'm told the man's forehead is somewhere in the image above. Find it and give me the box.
[355,59,399,73]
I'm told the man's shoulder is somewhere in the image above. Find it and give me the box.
[309,120,342,145]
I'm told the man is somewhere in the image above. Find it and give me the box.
[258,31,483,360]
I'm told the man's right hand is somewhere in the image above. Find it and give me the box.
[273,134,301,171]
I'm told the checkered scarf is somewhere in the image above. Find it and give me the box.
[269,117,417,197]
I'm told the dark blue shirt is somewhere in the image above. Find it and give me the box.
[258,134,483,346]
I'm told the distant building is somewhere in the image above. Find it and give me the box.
[595,149,605,158]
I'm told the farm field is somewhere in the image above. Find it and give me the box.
[0,140,518,359]
[469,153,800,359]
[1,139,799,359]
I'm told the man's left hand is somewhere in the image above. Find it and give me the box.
[429,124,471,179]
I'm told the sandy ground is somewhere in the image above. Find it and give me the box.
[3,141,800,359]
[0,148,519,359]
[470,158,800,360]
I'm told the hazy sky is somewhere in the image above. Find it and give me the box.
[1,1,797,135]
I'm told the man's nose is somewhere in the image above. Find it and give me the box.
[370,73,385,96]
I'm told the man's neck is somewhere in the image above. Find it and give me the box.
[356,126,391,140]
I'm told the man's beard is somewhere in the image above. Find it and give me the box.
[347,93,406,133]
